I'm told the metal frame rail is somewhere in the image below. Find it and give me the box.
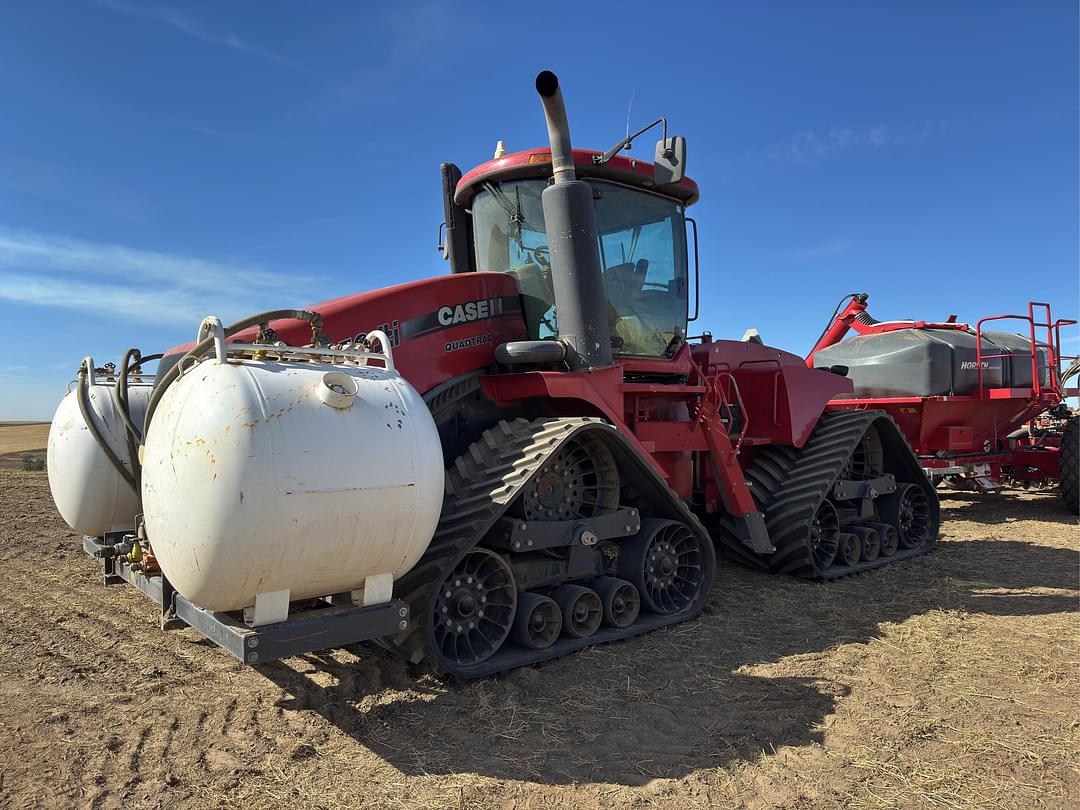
[83,533,409,664]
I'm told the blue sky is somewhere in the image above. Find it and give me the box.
[1,0,1077,419]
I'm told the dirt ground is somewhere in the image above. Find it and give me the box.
[0,422,49,469]
[0,459,1076,809]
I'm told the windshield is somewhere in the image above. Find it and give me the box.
[471,179,689,357]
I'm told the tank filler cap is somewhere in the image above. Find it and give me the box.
[318,371,359,409]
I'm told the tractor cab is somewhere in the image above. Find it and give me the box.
[444,147,699,360]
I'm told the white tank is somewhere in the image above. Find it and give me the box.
[140,336,444,617]
[47,361,151,536]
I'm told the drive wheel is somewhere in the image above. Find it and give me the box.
[619,519,706,615]
[431,548,517,669]
[879,483,931,549]
[809,500,840,571]
[514,434,619,520]
[845,425,884,481]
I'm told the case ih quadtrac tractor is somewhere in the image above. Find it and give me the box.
[48,72,939,679]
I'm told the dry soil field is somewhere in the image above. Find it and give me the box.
[0,434,1076,809]
[0,422,49,470]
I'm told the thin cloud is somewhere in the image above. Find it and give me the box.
[0,227,318,327]
[95,0,305,71]
[768,122,943,165]
[787,239,851,261]
[0,153,150,224]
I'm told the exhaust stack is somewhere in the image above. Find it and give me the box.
[534,70,613,370]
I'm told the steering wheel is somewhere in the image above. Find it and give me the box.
[530,245,551,269]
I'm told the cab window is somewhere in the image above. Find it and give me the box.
[470,178,689,356]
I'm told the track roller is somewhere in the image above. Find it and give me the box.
[510,592,562,650]
[839,532,861,566]
[618,519,707,615]
[553,585,602,639]
[878,483,932,549]
[849,525,880,562]
[867,521,898,557]
[593,576,640,629]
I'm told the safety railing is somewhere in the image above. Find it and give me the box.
[974,302,1077,399]
[706,371,749,454]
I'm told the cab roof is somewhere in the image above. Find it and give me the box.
[455,148,700,208]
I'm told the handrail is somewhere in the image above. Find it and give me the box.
[974,302,1077,400]
[710,371,749,454]
[974,313,1038,398]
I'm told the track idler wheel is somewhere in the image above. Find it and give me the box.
[809,500,840,570]
[553,585,603,639]
[839,532,861,566]
[593,576,640,629]
[879,483,932,549]
[849,525,880,562]
[431,548,517,668]
[510,592,562,650]
[618,519,706,615]
[867,521,898,557]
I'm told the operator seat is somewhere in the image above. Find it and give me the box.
[505,262,555,338]
[604,259,650,353]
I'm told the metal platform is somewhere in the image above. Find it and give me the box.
[83,534,409,664]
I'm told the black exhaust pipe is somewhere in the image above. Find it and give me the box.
[535,70,613,370]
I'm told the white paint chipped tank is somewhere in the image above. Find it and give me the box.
[141,342,444,615]
[47,363,151,537]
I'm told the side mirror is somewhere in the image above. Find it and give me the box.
[654,136,686,186]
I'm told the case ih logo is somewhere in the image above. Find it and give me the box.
[400,295,521,340]
[437,297,504,327]
[352,320,401,348]
[350,296,521,349]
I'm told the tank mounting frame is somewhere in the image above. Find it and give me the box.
[83,533,409,665]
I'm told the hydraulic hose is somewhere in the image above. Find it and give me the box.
[142,308,323,438]
[813,293,862,349]
[114,349,163,488]
[115,349,162,445]
[77,363,138,492]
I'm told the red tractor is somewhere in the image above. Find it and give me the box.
[807,294,1079,512]
[52,72,939,679]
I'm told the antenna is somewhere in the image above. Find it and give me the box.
[624,87,636,151]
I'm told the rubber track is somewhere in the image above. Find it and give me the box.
[713,410,939,580]
[1060,416,1079,514]
[381,416,715,679]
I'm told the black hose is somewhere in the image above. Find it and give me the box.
[142,309,323,438]
[115,348,165,489]
[77,365,138,491]
[812,292,864,350]
[115,350,163,445]
[115,348,144,444]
